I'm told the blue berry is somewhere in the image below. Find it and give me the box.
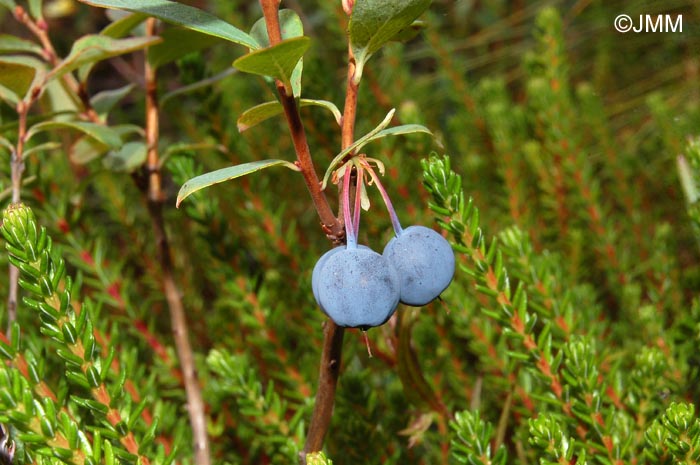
[383,225,455,306]
[312,247,342,303]
[312,245,370,302]
[312,246,400,329]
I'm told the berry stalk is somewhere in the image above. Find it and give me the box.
[362,160,403,236]
[353,164,364,239]
[342,166,357,248]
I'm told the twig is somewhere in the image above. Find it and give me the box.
[258,2,353,462]
[341,45,359,150]
[299,16,367,465]
[14,6,99,121]
[301,320,345,461]
[142,18,211,465]
[259,0,343,241]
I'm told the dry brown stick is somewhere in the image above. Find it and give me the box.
[143,18,211,465]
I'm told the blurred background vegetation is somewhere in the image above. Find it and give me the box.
[1,1,700,464]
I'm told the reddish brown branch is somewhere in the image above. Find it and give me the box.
[14,6,99,121]
[259,2,352,463]
[341,48,359,150]
[301,320,345,461]
[259,0,342,240]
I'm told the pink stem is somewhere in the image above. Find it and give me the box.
[353,164,364,238]
[362,161,403,236]
[342,166,357,248]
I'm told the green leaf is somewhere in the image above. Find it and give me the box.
[176,159,300,207]
[249,9,305,97]
[44,0,78,18]
[28,0,43,20]
[102,141,147,172]
[148,27,221,69]
[100,12,149,38]
[43,75,80,114]
[233,37,311,94]
[0,136,12,153]
[50,35,161,82]
[27,121,123,148]
[322,109,432,188]
[0,55,45,104]
[357,123,432,152]
[678,155,699,205]
[76,0,259,49]
[236,101,286,132]
[389,20,427,42]
[250,10,304,47]
[0,59,37,102]
[90,84,135,119]
[0,35,44,55]
[0,83,19,106]
[23,141,62,157]
[349,0,431,83]
[69,137,105,165]
[299,98,342,125]
[307,451,334,465]
[322,109,395,188]
[237,98,341,132]
[0,0,17,11]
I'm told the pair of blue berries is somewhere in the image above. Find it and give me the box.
[311,225,455,329]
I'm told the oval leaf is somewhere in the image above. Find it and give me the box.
[233,37,311,93]
[0,59,37,102]
[250,9,304,48]
[68,124,143,165]
[23,142,62,158]
[0,0,17,11]
[238,98,341,132]
[90,84,135,119]
[0,35,44,55]
[27,121,123,148]
[76,0,259,49]
[100,12,149,38]
[70,136,108,165]
[349,0,431,83]
[249,9,305,97]
[50,35,162,82]
[237,101,283,132]
[176,159,300,207]
[102,141,147,172]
